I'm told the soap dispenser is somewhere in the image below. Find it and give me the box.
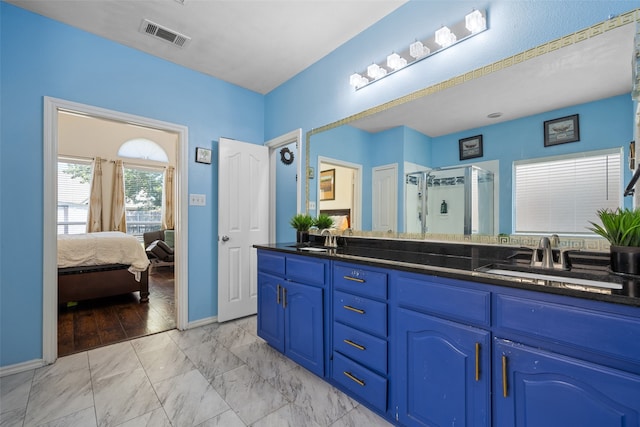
[440,200,448,214]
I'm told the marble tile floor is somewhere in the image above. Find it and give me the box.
[1,315,393,427]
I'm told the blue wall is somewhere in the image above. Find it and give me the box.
[0,3,263,366]
[433,94,634,233]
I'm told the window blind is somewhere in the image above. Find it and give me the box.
[514,149,622,234]
[57,160,92,234]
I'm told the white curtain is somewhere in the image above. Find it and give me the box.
[162,166,175,230]
[110,160,127,231]
[86,157,103,232]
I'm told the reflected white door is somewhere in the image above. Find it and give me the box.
[218,138,269,322]
[372,163,398,232]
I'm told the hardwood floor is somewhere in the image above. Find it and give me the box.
[58,267,175,357]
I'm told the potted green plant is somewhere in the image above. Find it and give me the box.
[588,208,640,275]
[314,213,334,230]
[290,213,314,243]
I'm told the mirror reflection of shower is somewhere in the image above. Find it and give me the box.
[405,165,494,235]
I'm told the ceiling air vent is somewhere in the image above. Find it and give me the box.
[139,19,191,48]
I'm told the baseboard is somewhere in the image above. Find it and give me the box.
[0,358,47,378]
[186,315,218,329]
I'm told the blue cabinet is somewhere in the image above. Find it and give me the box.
[396,309,491,427]
[256,248,640,427]
[331,262,389,414]
[257,250,328,377]
[494,338,640,427]
[257,272,284,352]
[393,271,491,427]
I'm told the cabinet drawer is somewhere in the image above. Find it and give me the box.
[333,322,387,374]
[332,352,387,412]
[334,291,387,337]
[395,273,491,327]
[495,294,640,365]
[258,251,285,276]
[334,264,387,300]
[286,255,327,286]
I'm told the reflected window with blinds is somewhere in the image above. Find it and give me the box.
[514,148,622,235]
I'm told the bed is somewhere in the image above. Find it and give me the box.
[320,208,351,231]
[57,231,150,304]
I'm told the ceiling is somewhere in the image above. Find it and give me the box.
[6,0,407,94]
[349,22,635,137]
[7,1,635,136]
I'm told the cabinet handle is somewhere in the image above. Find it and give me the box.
[343,276,365,283]
[343,305,365,314]
[343,339,366,351]
[282,287,287,308]
[502,355,508,397]
[276,284,281,305]
[475,342,480,381]
[343,371,365,386]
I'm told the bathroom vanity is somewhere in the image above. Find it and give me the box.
[255,238,640,427]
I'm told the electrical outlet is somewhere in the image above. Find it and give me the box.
[308,201,316,211]
[189,194,206,206]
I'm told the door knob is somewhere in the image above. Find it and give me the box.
[221,235,230,242]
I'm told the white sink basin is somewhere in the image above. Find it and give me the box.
[298,247,329,253]
[484,268,622,290]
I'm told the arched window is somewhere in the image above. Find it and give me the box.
[118,138,168,162]
[117,139,169,236]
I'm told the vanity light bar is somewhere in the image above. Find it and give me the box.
[349,9,487,90]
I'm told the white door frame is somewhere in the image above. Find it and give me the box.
[43,97,189,364]
[265,129,302,242]
[317,156,362,230]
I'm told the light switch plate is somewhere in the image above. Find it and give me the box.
[189,193,206,206]
[308,201,316,211]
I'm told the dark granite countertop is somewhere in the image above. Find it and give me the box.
[255,237,640,307]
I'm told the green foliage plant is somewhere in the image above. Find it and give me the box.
[588,208,640,247]
[289,213,314,232]
[314,214,334,230]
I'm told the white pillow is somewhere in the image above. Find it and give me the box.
[329,215,348,231]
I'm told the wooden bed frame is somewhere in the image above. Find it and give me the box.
[58,264,149,304]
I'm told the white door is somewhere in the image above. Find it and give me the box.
[372,163,398,232]
[218,138,269,322]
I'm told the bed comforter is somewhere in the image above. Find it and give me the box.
[58,231,150,275]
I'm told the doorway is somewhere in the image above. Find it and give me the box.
[43,97,189,364]
[317,157,362,230]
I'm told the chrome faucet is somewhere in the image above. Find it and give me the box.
[321,228,337,248]
[539,237,554,269]
[342,228,354,236]
[530,235,570,270]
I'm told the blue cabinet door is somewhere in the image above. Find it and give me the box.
[257,272,285,353]
[494,338,640,427]
[284,280,324,377]
[396,308,491,427]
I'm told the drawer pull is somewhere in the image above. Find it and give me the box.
[343,371,365,386]
[343,276,365,283]
[502,355,508,397]
[343,339,366,351]
[282,287,287,309]
[276,284,281,305]
[475,342,480,381]
[343,305,365,314]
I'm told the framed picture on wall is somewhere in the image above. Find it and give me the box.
[195,147,212,164]
[544,114,580,146]
[320,169,335,201]
[459,135,483,160]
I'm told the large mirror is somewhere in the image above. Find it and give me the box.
[307,17,637,239]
